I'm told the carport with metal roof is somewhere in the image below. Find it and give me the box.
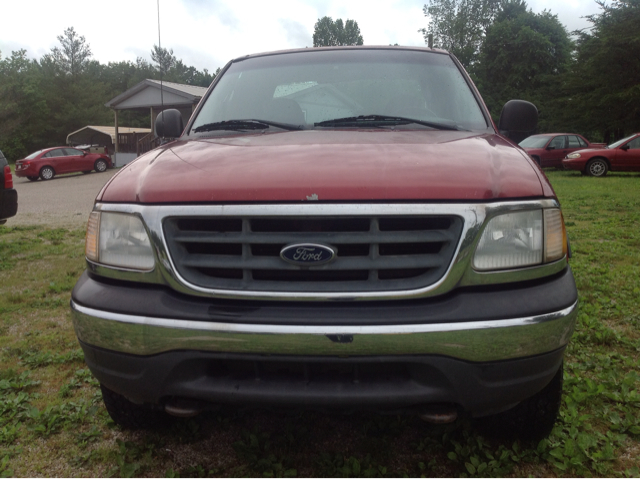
[66,126,152,157]
[104,79,208,165]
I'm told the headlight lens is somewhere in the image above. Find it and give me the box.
[566,153,581,159]
[85,211,155,270]
[473,209,566,271]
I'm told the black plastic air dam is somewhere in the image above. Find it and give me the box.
[79,341,565,417]
[72,267,577,326]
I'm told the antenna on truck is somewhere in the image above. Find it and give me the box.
[157,0,166,141]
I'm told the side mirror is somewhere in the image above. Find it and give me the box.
[498,100,538,143]
[155,109,184,139]
[621,144,630,151]
[546,146,555,151]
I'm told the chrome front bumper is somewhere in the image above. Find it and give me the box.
[71,299,577,362]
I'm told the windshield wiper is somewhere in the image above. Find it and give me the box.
[193,119,303,133]
[314,114,464,131]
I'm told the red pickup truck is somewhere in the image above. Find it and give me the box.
[71,46,577,440]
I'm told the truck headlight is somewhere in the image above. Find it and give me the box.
[473,209,567,271]
[85,211,155,270]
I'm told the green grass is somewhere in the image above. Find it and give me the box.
[0,169,638,477]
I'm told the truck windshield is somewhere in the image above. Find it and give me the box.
[191,49,489,134]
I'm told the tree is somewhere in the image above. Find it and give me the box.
[37,28,111,146]
[474,1,573,130]
[151,45,176,75]
[562,0,640,141]
[419,0,501,68]
[0,28,222,159]
[46,27,93,77]
[0,50,49,160]
[313,17,364,47]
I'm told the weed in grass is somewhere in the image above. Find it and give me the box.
[36,229,69,246]
[232,430,297,477]
[169,417,202,444]
[626,466,640,477]
[0,454,14,478]
[59,368,99,398]
[0,392,33,426]
[415,421,530,478]
[71,448,101,468]
[0,372,40,431]
[316,453,389,478]
[27,405,66,437]
[107,439,156,478]
[165,463,221,477]
[19,348,84,368]
[27,400,100,437]
[75,425,103,447]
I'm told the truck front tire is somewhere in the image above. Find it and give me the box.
[476,362,563,441]
[100,384,170,429]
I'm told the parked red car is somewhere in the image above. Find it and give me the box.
[519,133,605,168]
[14,146,112,181]
[562,133,640,176]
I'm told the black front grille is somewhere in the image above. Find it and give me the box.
[163,215,463,293]
[207,359,411,384]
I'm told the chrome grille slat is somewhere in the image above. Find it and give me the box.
[170,230,455,244]
[163,215,463,293]
[181,254,446,270]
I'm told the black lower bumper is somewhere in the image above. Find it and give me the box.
[80,340,565,417]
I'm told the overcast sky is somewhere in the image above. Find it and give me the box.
[2,0,602,72]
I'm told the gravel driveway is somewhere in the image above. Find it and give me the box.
[8,169,120,229]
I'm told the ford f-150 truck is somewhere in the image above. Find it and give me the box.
[71,46,577,439]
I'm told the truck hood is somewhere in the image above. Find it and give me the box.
[98,130,548,203]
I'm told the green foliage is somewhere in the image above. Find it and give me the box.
[421,1,640,140]
[417,422,533,477]
[107,439,155,477]
[164,463,220,477]
[317,453,388,477]
[19,349,84,368]
[562,0,640,141]
[151,45,176,75]
[474,1,573,125]
[313,17,364,47]
[44,27,92,77]
[0,50,49,160]
[59,368,99,398]
[0,27,218,162]
[232,430,297,477]
[419,0,502,68]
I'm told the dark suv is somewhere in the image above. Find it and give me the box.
[71,46,577,439]
[0,149,18,224]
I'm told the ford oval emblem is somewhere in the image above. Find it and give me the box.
[280,243,336,266]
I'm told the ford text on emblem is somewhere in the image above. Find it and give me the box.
[280,244,336,266]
